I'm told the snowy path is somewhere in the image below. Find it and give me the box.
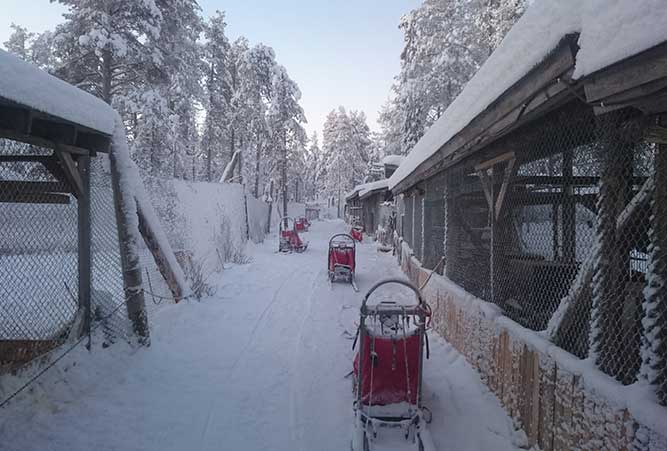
[2,220,523,451]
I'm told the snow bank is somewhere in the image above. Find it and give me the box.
[389,0,667,191]
[0,49,115,134]
[142,178,268,272]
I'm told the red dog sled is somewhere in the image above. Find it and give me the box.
[278,217,307,253]
[350,225,363,242]
[328,233,357,291]
[351,279,434,451]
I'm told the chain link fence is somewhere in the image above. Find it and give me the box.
[413,102,664,389]
[0,141,133,375]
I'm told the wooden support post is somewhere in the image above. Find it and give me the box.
[590,113,634,380]
[490,169,496,303]
[642,115,667,405]
[136,200,185,302]
[55,145,84,199]
[110,152,149,344]
[77,155,92,341]
[563,150,576,261]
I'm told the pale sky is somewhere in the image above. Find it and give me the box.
[0,0,420,138]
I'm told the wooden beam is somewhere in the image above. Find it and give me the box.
[477,170,494,210]
[584,41,667,103]
[495,157,517,220]
[0,181,71,195]
[645,125,667,144]
[515,175,648,187]
[55,145,84,198]
[0,191,70,204]
[475,151,516,172]
[0,127,90,155]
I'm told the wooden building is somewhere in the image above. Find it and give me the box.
[389,5,667,450]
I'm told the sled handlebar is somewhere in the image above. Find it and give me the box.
[329,233,355,248]
[361,278,425,311]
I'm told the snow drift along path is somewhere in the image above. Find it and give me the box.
[2,220,523,451]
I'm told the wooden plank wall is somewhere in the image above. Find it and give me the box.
[397,250,667,450]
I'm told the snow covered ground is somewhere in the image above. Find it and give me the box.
[1,220,524,451]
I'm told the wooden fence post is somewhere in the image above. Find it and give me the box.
[77,155,91,340]
[110,153,149,344]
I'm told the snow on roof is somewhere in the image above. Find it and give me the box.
[0,49,116,135]
[381,155,405,167]
[389,0,667,191]
[359,179,389,198]
[346,179,390,201]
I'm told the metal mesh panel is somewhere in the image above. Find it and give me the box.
[90,159,131,345]
[404,193,413,250]
[414,192,423,261]
[0,141,79,371]
[0,143,131,373]
[446,162,491,300]
[442,104,662,386]
[423,173,446,271]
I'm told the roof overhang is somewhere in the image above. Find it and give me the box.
[392,37,667,195]
[0,96,112,155]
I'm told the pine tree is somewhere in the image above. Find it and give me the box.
[4,24,34,61]
[201,11,232,182]
[267,65,307,217]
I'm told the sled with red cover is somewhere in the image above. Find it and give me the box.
[351,279,435,451]
[350,226,363,242]
[295,216,309,232]
[278,217,308,253]
[327,233,357,291]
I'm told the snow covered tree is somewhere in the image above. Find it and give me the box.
[267,64,306,217]
[4,24,33,61]
[130,0,204,177]
[52,0,163,104]
[379,0,526,156]
[473,0,527,55]
[304,132,324,201]
[322,107,373,214]
[237,43,276,197]
[201,11,233,182]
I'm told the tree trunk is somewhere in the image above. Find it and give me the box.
[254,142,261,198]
[237,136,243,184]
[282,132,288,225]
[101,49,112,104]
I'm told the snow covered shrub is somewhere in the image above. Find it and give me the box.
[176,251,216,300]
[214,204,252,266]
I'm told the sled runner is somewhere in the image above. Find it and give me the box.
[278,216,308,253]
[351,279,435,451]
[328,233,357,291]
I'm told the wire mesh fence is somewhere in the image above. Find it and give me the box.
[0,142,133,375]
[411,103,665,389]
